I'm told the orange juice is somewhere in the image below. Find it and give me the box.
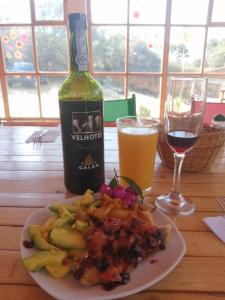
[118,127,159,191]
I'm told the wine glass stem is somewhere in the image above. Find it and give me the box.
[169,152,185,204]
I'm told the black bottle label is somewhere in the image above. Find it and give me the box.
[59,100,105,194]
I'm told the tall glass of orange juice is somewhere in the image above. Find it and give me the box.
[117,116,160,193]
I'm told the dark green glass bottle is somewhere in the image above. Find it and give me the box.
[58,13,104,194]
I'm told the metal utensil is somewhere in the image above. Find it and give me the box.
[32,130,48,149]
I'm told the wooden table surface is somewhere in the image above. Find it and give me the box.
[0,126,224,300]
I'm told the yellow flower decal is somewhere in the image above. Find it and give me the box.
[16,41,23,48]
[2,35,9,43]
[6,52,12,59]
[15,50,22,59]
[10,30,17,40]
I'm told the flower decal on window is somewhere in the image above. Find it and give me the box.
[10,30,17,40]
[2,35,9,43]
[8,44,14,51]
[16,41,23,49]
[21,34,28,42]
[15,50,22,59]
[133,11,140,18]
[6,52,12,59]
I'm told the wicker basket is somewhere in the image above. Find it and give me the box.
[157,124,225,172]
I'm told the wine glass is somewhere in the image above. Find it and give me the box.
[155,77,207,216]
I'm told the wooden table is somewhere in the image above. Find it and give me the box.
[0,126,224,300]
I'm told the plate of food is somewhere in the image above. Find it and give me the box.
[20,180,186,300]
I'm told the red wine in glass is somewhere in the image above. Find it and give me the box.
[155,77,207,216]
[166,130,199,154]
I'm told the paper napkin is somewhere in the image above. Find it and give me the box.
[26,129,60,144]
[204,216,225,243]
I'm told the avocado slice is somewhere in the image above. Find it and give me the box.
[23,250,67,272]
[45,263,72,279]
[50,228,86,249]
[74,189,95,207]
[87,200,101,212]
[72,220,89,232]
[49,203,79,214]
[43,216,57,232]
[29,225,58,250]
[55,204,74,228]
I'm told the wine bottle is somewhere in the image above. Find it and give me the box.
[58,13,104,194]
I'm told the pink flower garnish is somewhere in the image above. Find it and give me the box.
[123,192,137,205]
[100,183,114,197]
[125,186,138,196]
[113,185,127,199]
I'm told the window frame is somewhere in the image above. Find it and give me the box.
[0,0,69,124]
[87,0,225,119]
[0,0,225,123]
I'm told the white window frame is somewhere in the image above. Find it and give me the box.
[0,0,69,124]
[0,0,225,123]
[87,0,225,119]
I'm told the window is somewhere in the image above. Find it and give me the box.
[0,0,225,122]
[89,0,225,119]
[0,0,68,121]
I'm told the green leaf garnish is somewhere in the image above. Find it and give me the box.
[109,177,118,188]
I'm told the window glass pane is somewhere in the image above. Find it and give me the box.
[212,0,225,22]
[171,0,209,25]
[129,0,166,24]
[1,27,34,72]
[129,26,164,72]
[204,28,225,73]
[91,0,127,24]
[35,26,68,71]
[95,76,124,99]
[0,0,31,24]
[92,26,126,72]
[7,76,40,117]
[207,78,225,102]
[40,76,66,117]
[34,0,64,21]
[128,76,161,118]
[0,80,5,118]
[169,27,205,73]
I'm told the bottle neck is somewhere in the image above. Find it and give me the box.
[69,16,89,73]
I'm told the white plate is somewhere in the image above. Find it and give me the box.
[20,197,186,300]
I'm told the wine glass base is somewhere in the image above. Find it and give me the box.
[155,194,195,216]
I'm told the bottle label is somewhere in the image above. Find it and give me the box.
[75,15,88,71]
[59,100,104,193]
